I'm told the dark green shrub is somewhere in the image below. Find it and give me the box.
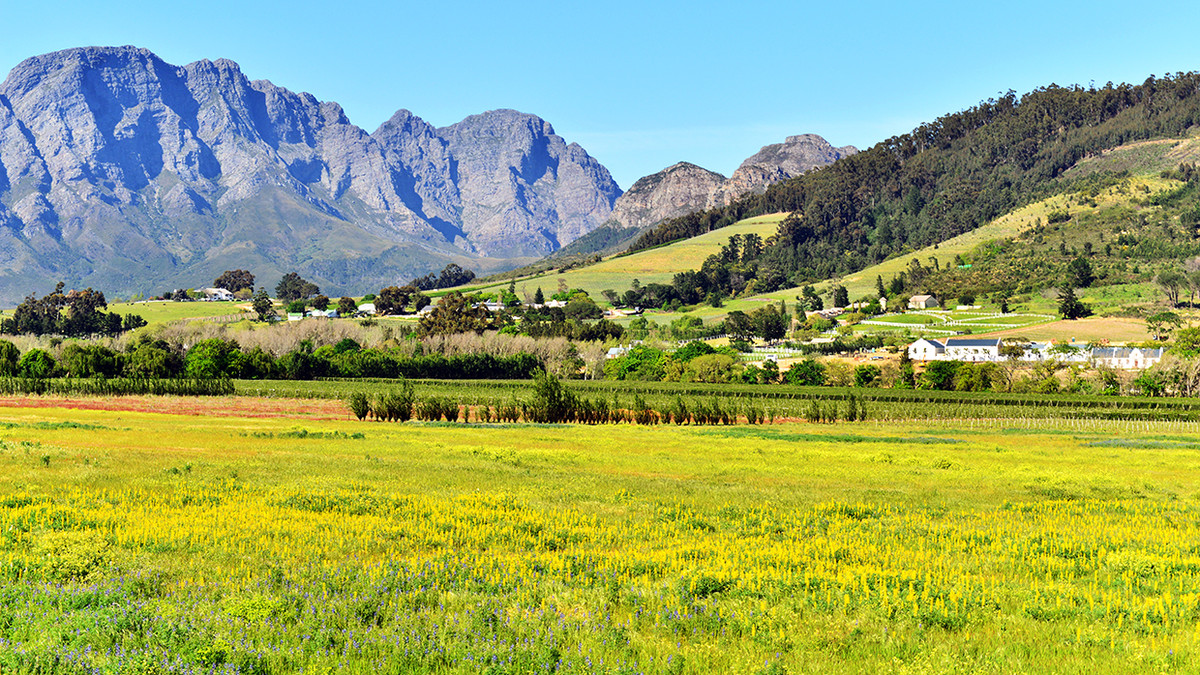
[348,392,370,420]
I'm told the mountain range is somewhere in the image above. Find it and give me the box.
[0,46,851,303]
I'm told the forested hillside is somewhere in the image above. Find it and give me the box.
[629,73,1200,295]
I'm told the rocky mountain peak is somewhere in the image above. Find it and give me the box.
[608,161,727,232]
[0,48,625,302]
[608,135,854,234]
[713,134,858,204]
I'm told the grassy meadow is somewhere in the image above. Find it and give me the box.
[449,214,786,302]
[1,400,1199,672]
[108,300,252,326]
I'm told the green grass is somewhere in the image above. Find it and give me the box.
[1,402,1200,672]
[444,213,787,300]
[1064,131,1200,179]
[108,299,252,325]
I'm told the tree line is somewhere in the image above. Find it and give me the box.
[1,283,146,337]
[0,336,543,382]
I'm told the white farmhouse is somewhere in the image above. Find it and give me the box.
[357,302,377,315]
[907,338,946,361]
[1091,347,1164,369]
[908,294,939,310]
[202,288,235,301]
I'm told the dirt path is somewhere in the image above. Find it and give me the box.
[0,395,350,420]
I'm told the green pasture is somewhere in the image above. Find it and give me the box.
[109,300,251,326]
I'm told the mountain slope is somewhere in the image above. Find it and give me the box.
[627,73,1200,294]
[557,134,856,260]
[449,213,788,301]
[0,46,620,303]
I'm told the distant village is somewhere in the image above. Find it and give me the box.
[175,285,1164,370]
[895,294,1162,370]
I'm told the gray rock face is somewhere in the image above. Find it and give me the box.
[610,162,727,232]
[0,46,620,303]
[712,134,858,205]
[607,135,856,233]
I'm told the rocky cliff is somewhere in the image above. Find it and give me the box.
[712,134,858,205]
[0,46,621,302]
[605,135,857,236]
[608,162,727,232]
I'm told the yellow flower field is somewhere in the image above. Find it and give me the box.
[0,405,1198,672]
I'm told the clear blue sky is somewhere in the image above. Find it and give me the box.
[3,0,1200,189]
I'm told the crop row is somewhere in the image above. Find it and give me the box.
[0,377,235,397]
[346,375,868,425]
[237,378,1200,422]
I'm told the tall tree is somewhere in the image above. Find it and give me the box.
[1157,270,1186,307]
[1058,285,1091,320]
[375,286,412,315]
[252,288,277,322]
[832,285,850,308]
[276,273,319,302]
[417,292,493,336]
[724,311,755,342]
[213,270,255,293]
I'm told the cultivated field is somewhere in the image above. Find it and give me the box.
[1,398,1199,672]
[985,317,1152,344]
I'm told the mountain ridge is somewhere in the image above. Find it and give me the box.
[0,46,620,302]
[0,45,857,304]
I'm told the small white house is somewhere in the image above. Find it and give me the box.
[907,338,946,361]
[1091,347,1163,369]
[908,294,939,310]
[286,312,304,322]
[357,303,377,315]
[309,309,338,319]
[202,288,235,301]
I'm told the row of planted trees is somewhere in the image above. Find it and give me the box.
[347,373,869,425]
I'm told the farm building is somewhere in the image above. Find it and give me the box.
[942,337,1002,362]
[202,288,235,301]
[907,338,945,361]
[908,295,939,309]
[1091,347,1163,370]
[906,338,1162,369]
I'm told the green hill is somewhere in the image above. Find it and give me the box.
[446,213,786,300]
[617,73,1200,312]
